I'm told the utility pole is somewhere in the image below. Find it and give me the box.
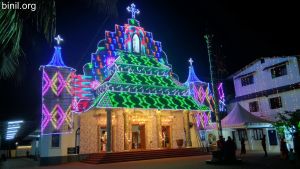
[204,34,223,137]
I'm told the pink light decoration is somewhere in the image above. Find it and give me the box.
[90,80,101,90]
[56,72,66,96]
[106,57,116,67]
[218,83,224,99]
[42,70,51,96]
[199,86,206,103]
[41,104,51,132]
[55,104,66,129]
[41,103,73,134]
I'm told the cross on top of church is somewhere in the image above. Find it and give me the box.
[189,58,194,66]
[54,35,63,45]
[127,3,140,19]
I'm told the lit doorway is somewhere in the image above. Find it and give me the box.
[131,124,146,150]
[99,127,107,152]
[162,126,171,148]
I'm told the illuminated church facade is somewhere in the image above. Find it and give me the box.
[39,4,222,164]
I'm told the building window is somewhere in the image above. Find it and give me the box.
[51,134,60,148]
[269,96,282,109]
[237,129,247,140]
[249,101,259,112]
[271,64,287,78]
[132,34,140,53]
[241,75,254,86]
[253,129,263,140]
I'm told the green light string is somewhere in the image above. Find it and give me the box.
[121,55,129,64]
[163,95,178,109]
[148,94,160,109]
[125,92,136,108]
[141,55,154,67]
[176,96,190,109]
[156,76,169,87]
[152,95,166,109]
[140,93,152,108]
[130,54,141,65]
[109,92,120,107]
[120,92,131,108]
[130,73,142,84]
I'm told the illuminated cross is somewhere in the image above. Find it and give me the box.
[54,35,63,45]
[127,3,140,19]
[189,58,194,66]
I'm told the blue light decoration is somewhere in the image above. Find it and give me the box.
[6,120,23,140]
[47,35,66,67]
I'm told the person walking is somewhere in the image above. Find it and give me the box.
[240,137,246,156]
[262,134,268,157]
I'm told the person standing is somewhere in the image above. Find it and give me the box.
[262,134,268,157]
[280,138,289,160]
[240,137,246,155]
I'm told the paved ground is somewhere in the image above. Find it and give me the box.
[1,151,299,169]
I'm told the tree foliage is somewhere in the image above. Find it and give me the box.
[273,110,300,137]
[0,0,118,79]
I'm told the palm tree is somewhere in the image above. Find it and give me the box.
[0,0,118,79]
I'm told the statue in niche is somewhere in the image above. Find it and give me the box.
[132,34,140,53]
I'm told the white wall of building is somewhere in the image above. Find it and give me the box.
[235,89,300,120]
[233,56,300,97]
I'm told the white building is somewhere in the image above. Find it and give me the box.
[228,55,300,151]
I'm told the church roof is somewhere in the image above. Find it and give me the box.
[93,91,210,111]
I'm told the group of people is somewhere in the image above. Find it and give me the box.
[217,136,237,161]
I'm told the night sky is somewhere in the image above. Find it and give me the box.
[0,0,299,126]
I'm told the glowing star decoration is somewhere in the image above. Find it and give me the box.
[127,3,140,19]
[54,35,64,45]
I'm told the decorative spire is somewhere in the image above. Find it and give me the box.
[127,3,140,19]
[47,35,66,67]
[184,58,203,84]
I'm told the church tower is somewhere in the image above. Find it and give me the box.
[40,35,76,135]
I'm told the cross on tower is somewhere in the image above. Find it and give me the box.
[188,58,194,66]
[54,35,63,45]
[127,3,140,19]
